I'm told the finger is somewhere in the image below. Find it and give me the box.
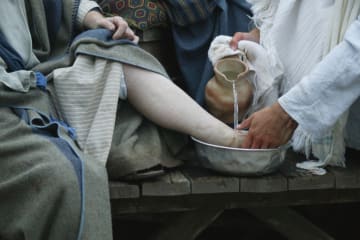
[260,142,270,149]
[260,135,275,149]
[132,35,140,44]
[111,17,128,39]
[250,139,261,149]
[112,26,127,39]
[102,21,116,31]
[268,142,279,149]
[241,132,253,148]
[229,32,244,50]
[111,16,127,27]
[123,27,136,41]
[237,116,251,130]
[99,17,116,31]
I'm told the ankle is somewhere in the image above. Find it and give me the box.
[228,130,248,148]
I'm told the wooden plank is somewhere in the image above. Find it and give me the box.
[330,148,360,189]
[280,151,335,191]
[109,149,360,215]
[142,170,190,196]
[150,207,224,240]
[111,199,139,214]
[111,188,360,214]
[109,181,140,199]
[182,167,240,194]
[240,173,287,193]
[246,207,335,240]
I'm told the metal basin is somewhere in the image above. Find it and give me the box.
[191,136,289,176]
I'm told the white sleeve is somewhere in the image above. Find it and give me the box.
[76,0,101,28]
[279,17,360,136]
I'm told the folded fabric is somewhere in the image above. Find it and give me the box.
[296,161,327,176]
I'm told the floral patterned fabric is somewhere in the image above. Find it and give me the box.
[96,0,169,30]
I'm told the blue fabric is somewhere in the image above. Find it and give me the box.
[169,0,253,105]
[43,0,63,46]
[35,71,48,90]
[50,115,78,140]
[162,0,217,26]
[0,31,25,72]
[43,133,83,184]
[11,107,82,183]
[73,28,136,46]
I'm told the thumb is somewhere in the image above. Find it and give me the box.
[230,32,246,50]
[237,116,251,130]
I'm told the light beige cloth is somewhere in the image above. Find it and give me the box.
[54,55,124,165]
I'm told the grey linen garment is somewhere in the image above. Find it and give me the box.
[0,1,186,240]
[0,86,112,240]
[0,1,112,239]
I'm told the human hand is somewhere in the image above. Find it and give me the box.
[83,11,139,43]
[237,102,298,149]
[229,28,260,50]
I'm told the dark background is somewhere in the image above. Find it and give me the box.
[112,202,360,240]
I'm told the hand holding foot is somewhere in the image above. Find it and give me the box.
[237,102,298,149]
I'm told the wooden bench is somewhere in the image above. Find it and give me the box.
[109,148,360,240]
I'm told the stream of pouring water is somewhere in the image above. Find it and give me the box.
[222,71,239,129]
[232,81,238,130]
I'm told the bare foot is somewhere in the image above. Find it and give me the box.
[228,130,248,148]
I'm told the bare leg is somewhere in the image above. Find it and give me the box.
[123,64,243,147]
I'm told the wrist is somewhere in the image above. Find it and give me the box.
[272,102,298,130]
[249,28,260,43]
[77,0,101,28]
[83,10,104,29]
